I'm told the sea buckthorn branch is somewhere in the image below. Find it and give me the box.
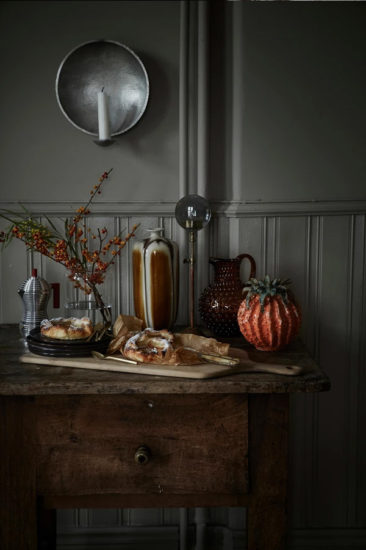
[0,170,139,325]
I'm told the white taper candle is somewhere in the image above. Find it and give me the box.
[97,89,110,141]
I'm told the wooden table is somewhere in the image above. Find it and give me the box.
[0,325,330,550]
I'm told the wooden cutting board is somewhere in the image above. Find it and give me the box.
[20,348,305,379]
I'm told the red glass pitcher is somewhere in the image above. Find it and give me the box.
[198,254,256,337]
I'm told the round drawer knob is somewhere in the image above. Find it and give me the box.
[134,445,151,465]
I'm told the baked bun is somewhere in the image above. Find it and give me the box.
[124,328,174,364]
[40,317,93,340]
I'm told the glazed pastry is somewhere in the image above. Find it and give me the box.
[109,315,232,366]
[124,328,174,364]
[40,317,93,340]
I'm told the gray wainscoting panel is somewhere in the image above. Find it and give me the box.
[235,217,263,277]
[357,220,366,527]
[0,236,29,325]
[314,215,351,526]
[0,209,364,548]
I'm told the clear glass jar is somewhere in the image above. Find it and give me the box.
[64,300,112,327]
[64,272,112,328]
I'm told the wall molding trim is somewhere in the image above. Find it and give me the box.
[1,199,365,217]
[213,200,366,216]
[0,201,178,216]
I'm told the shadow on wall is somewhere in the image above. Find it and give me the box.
[116,52,176,157]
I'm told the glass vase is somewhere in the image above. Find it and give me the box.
[64,301,112,328]
[64,273,112,328]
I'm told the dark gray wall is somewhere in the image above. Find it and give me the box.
[1,2,366,549]
[0,1,180,203]
[209,1,366,204]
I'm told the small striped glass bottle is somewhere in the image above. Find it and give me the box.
[132,228,179,330]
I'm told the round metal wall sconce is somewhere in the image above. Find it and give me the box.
[55,39,149,145]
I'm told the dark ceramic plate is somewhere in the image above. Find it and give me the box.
[29,328,95,346]
[27,329,110,358]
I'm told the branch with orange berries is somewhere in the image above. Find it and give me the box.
[0,170,139,327]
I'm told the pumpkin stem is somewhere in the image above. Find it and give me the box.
[244,275,292,312]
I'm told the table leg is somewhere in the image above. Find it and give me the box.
[0,397,38,550]
[247,394,289,550]
[37,501,57,550]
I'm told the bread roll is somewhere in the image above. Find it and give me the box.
[124,328,174,363]
[40,317,93,340]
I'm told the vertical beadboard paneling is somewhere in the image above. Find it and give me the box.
[228,217,241,258]
[87,509,121,528]
[37,216,68,320]
[276,216,308,301]
[57,510,79,531]
[346,214,360,526]
[210,215,230,258]
[276,216,309,345]
[0,237,27,324]
[303,216,319,357]
[275,216,310,529]
[227,507,247,533]
[264,216,278,277]
[1,210,364,544]
[162,508,180,526]
[42,254,70,319]
[129,508,163,527]
[313,215,351,526]
[236,217,264,280]
[117,215,134,317]
[357,214,366,526]
[306,216,323,531]
[78,509,91,528]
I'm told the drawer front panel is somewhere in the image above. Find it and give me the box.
[35,394,248,497]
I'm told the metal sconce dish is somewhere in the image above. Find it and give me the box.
[55,40,149,139]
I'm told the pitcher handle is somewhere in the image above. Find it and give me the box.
[236,254,256,279]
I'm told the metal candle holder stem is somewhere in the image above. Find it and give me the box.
[175,195,211,331]
[184,227,197,329]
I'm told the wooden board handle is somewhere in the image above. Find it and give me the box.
[243,362,303,376]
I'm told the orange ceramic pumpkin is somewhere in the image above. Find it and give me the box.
[237,276,301,351]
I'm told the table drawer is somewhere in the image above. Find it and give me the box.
[35,394,248,497]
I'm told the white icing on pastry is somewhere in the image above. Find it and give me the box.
[40,317,93,340]
[124,328,174,363]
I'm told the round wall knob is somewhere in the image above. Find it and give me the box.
[134,445,151,465]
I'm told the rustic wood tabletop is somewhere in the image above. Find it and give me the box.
[0,325,330,396]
